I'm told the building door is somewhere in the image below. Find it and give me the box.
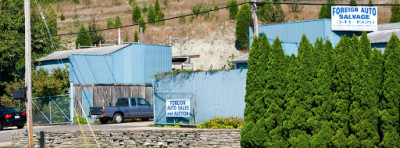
[82,90,93,122]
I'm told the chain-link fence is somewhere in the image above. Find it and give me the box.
[32,94,71,125]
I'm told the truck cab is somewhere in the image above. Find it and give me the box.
[89,97,153,124]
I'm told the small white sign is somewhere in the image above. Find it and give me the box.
[332,6,378,31]
[166,99,190,117]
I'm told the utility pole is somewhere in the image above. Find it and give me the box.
[24,0,34,147]
[251,0,259,37]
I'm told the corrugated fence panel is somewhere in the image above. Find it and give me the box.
[144,45,172,84]
[153,69,247,124]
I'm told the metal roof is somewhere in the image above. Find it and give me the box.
[378,22,400,31]
[231,54,248,64]
[37,45,128,62]
[368,28,400,44]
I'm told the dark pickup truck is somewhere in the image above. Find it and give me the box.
[89,97,153,124]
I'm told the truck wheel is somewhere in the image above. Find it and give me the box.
[113,113,123,123]
[141,118,149,121]
[99,118,109,124]
[17,125,24,129]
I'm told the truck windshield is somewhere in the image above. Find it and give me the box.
[116,98,129,106]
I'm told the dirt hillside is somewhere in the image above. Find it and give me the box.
[55,0,393,70]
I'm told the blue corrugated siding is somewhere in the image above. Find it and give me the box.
[153,69,247,124]
[70,55,114,84]
[250,19,361,55]
[70,44,171,85]
[37,60,70,72]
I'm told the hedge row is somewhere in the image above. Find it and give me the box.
[241,32,400,147]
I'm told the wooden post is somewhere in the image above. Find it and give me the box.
[251,0,259,37]
[24,0,34,147]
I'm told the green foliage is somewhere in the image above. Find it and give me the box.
[179,14,186,24]
[258,0,285,24]
[390,0,400,23]
[88,18,105,46]
[106,18,114,28]
[114,16,122,27]
[72,0,80,4]
[203,5,214,21]
[381,34,400,147]
[147,5,156,22]
[75,25,92,49]
[350,0,357,6]
[73,116,88,124]
[132,4,142,23]
[139,17,146,32]
[134,31,139,42]
[154,0,165,25]
[197,116,244,129]
[191,4,202,18]
[227,0,239,20]
[129,0,137,6]
[60,12,65,21]
[0,0,60,97]
[241,33,400,147]
[235,4,252,50]
[1,67,70,109]
[369,0,373,6]
[319,0,335,19]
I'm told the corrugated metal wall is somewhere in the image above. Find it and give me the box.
[250,19,361,55]
[153,69,247,124]
[70,44,172,85]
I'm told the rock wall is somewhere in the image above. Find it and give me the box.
[12,129,241,147]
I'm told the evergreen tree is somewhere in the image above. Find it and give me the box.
[390,0,400,23]
[235,4,252,50]
[369,48,384,146]
[332,36,354,147]
[134,31,139,42]
[139,17,146,32]
[381,34,400,147]
[88,21,105,46]
[310,39,335,147]
[114,16,122,27]
[264,37,287,147]
[360,32,372,59]
[132,5,142,23]
[106,18,114,28]
[350,0,357,6]
[319,0,335,19]
[154,0,165,25]
[75,25,92,49]
[228,0,239,20]
[147,5,156,22]
[273,0,285,23]
[285,35,313,147]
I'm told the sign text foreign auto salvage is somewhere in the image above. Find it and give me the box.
[332,6,378,31]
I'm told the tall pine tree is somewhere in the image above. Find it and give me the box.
[75,25,92,49]
[381,34,400,147]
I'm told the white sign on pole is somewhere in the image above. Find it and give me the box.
[166,99,190,117]
[331,6,378,31]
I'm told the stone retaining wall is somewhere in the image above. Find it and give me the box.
[12,129,241,147]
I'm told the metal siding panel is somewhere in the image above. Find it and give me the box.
[144,45,172,84]
[153,69,247,124]
[70,55,114,84]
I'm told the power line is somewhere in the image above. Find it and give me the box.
[2,1,400,41]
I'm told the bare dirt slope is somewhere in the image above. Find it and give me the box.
[55,0,393,70]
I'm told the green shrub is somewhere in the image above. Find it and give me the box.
[75,25,92,49]
[390,0,400,23]
[235,4,251,50]
[132,5,142,23]
[191,4,202,18]
[114,16,122,27]
[106,18,114,28]
[60,12,65,21]
[197,116,244,129]
[73,116,88,124]
[227,0,238,20]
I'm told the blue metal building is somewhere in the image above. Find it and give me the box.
[153,70,247,124]
[37,44,172,122]
[233,19,400,69]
